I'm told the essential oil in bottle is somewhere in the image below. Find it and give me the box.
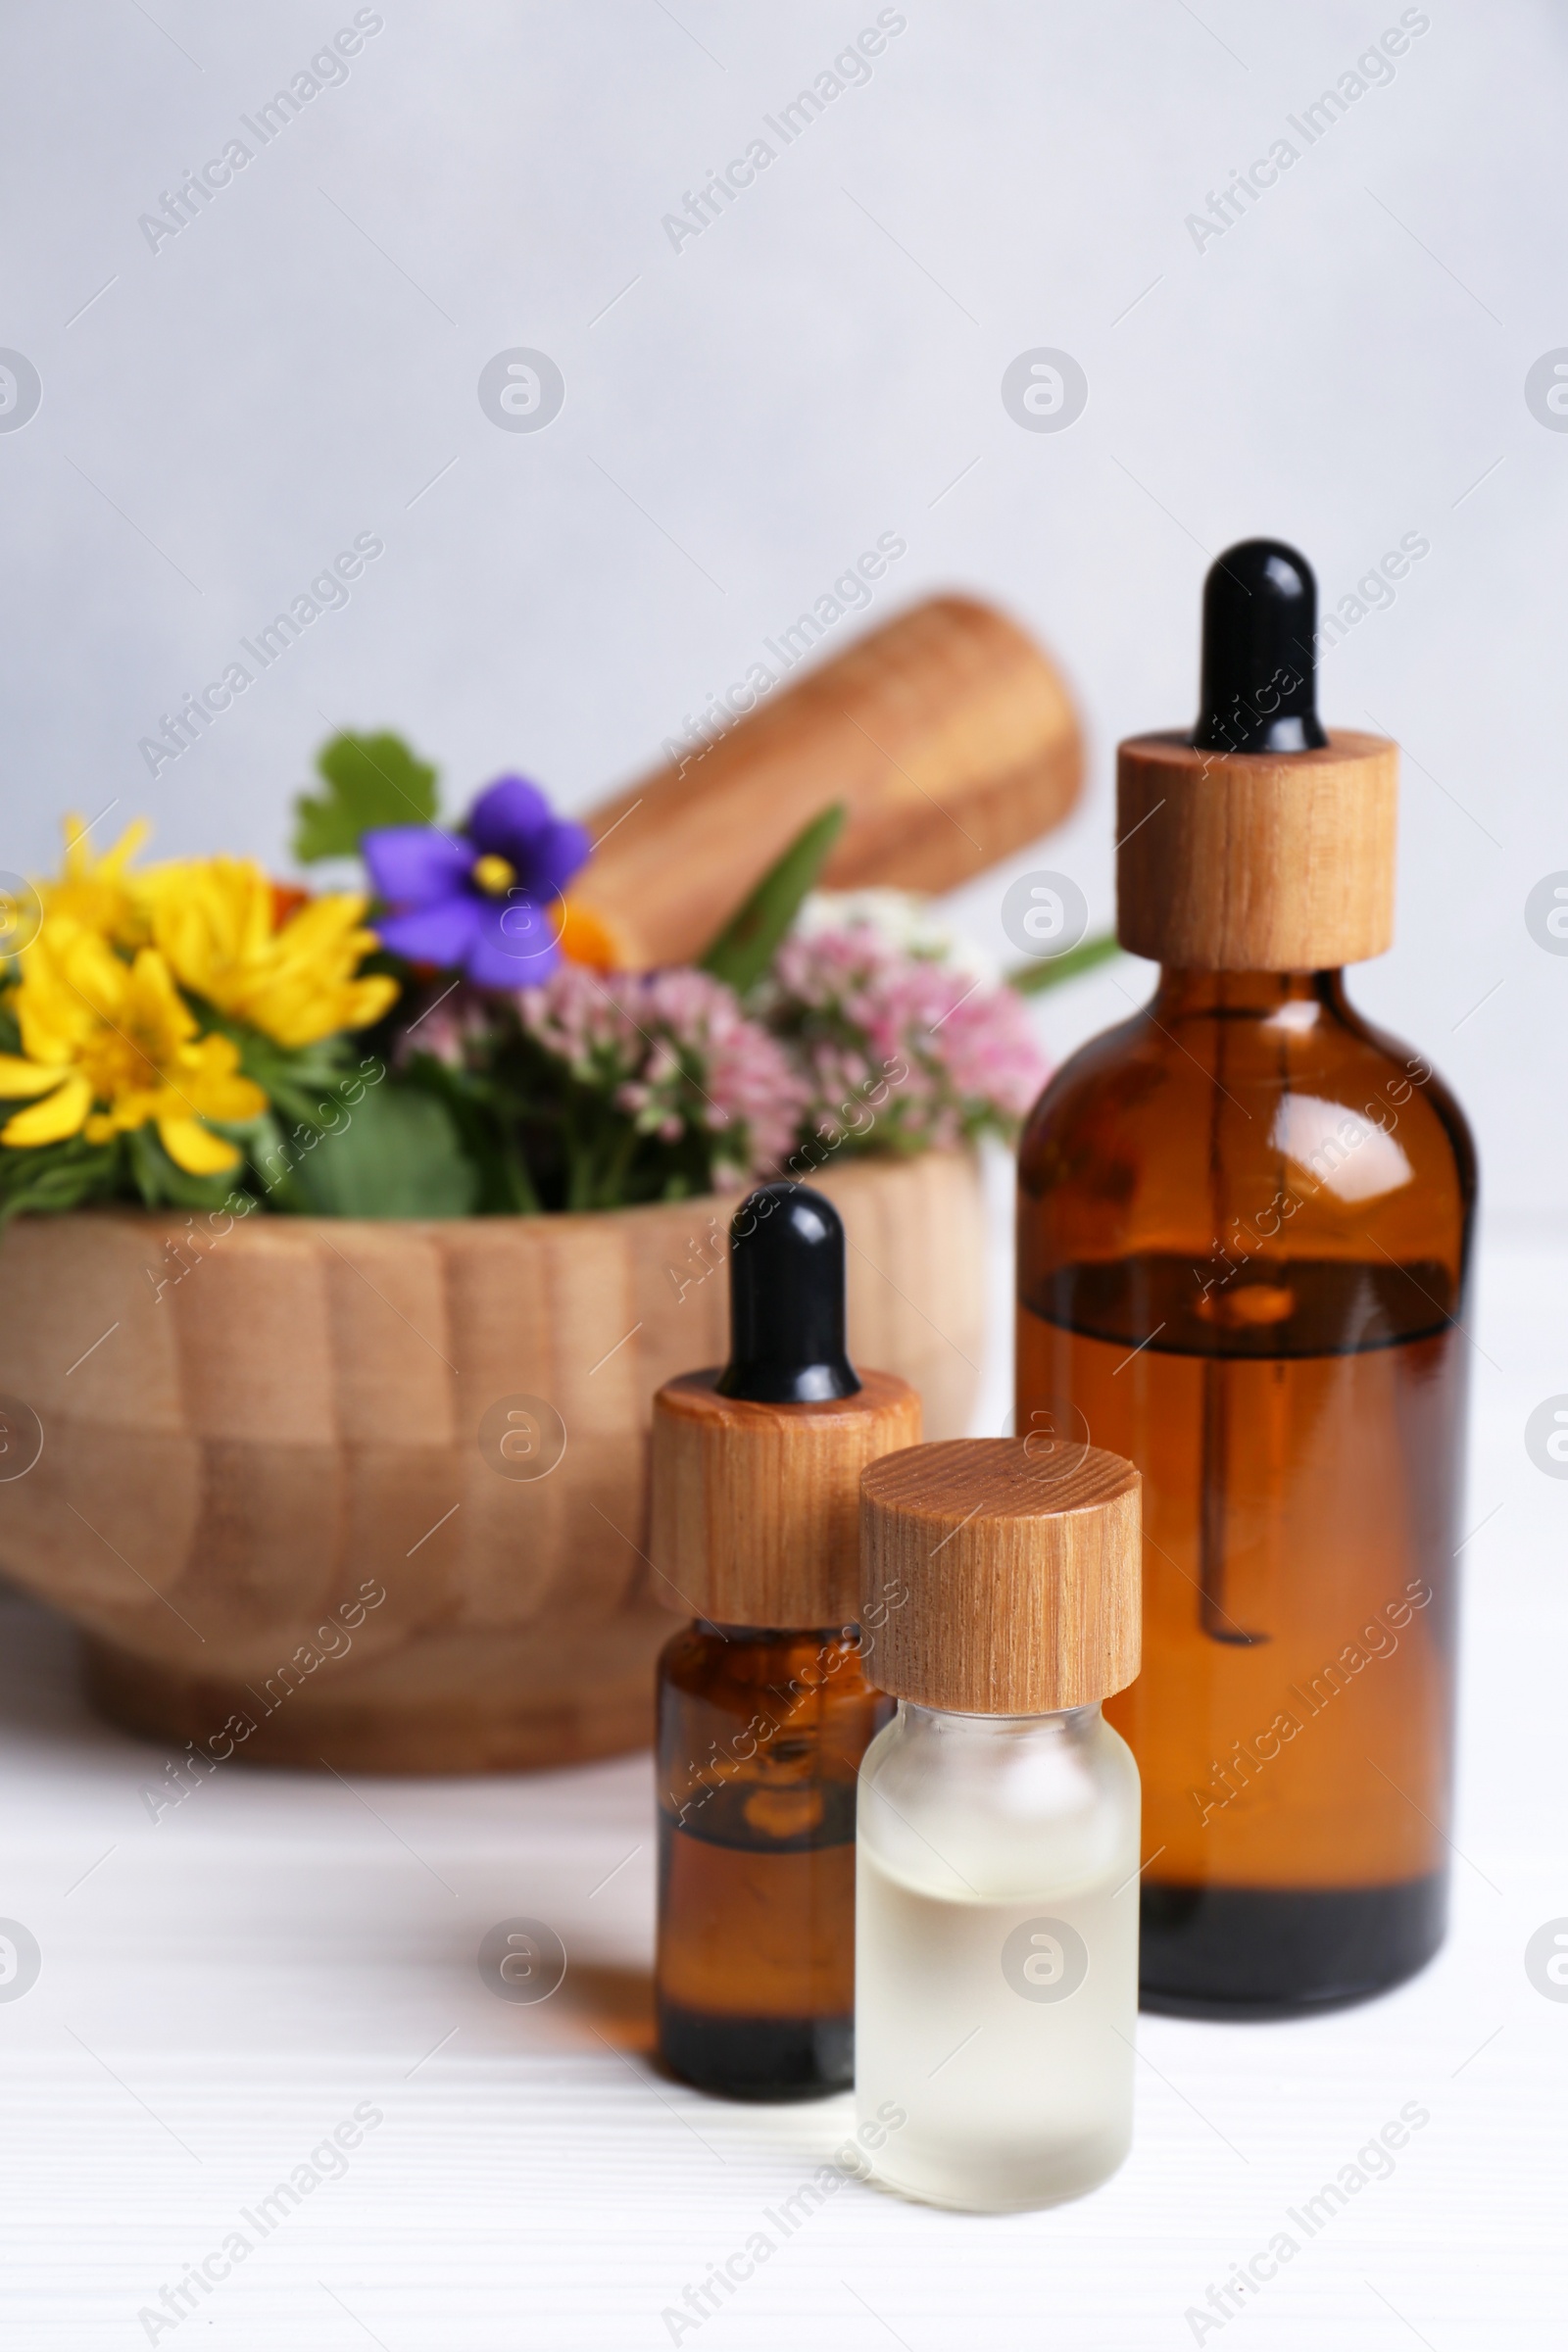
[855,1440,1143,2209]
[651,1183,920,2099]
[1016,539,1476,2017]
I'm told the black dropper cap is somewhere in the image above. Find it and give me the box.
[715,1183,861,1404]
[1194,539,1329,756]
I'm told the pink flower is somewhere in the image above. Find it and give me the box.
[766,923,1048,1152]
[515,964,808,1183]
[391,980,492,1071]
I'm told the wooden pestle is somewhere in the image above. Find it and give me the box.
[571,595,1083,969]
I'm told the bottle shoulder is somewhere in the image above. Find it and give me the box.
[1017,978,1475,1308]
[1338,1001,1477,1200]
[659,1621,875,1708]
[1025,992,1468,1176]
[858,1709,1139,1901]
[659,1624,889,1817]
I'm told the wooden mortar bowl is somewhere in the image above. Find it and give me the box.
[0,1152,984,1772]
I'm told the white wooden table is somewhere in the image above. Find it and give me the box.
[1,1229,1562,2349]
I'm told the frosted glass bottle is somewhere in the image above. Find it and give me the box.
[856,1439,1144,2212]
[856,1699,1140,2210]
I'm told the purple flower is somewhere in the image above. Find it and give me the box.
[363,776,590,988]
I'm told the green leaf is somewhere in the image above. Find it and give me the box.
[126,1126,239,1211]
[1007,933,1122,996]
[401,1054,543,1214]
[698,804,847,996]
[235,1111,307,1212]
[233,1027,347,1107]
[283,1079,478,1218]
[234,1033,388,1141]
[0,1135,122,1227]
[293,732,440,864]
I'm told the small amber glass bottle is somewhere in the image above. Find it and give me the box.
[652,1184,919,2097]
[1016,542,1477,2017]
[657,1621,888,2096]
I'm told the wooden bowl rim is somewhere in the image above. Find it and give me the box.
[6,1147,979,1250]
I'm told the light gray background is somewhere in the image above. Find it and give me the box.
[3,0,1564,1219]
[3,14,1566,2348]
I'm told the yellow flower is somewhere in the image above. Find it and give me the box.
[35,811,154,947]
[142,858,398,1048]
[0,919,265,1172]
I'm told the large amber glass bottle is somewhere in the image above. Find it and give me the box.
[1016,543,1477,2016]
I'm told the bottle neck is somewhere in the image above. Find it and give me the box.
[699,1620,856,1644]
[690,1620,870,1695]
[899,1698,1102,1745]
[1151,967,1353,1022]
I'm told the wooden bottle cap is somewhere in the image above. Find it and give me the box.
[652,1368,920,1629]
[859,1440,1141,1713]
[1116,729,1397,970]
